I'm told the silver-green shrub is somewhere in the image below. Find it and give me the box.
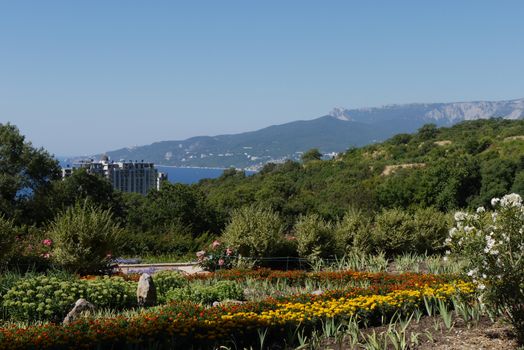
[49,202,124,275]
[294,213,336,261]
[412,207,452,253]
[371,208,416,256]
[221,205,284,258]
[334,208,372,254]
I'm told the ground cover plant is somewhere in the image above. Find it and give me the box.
[0,270,474,349]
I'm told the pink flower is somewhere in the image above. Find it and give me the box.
[196,250,206,260]
[226,248,233,256]
[42,239,53,247]
[218,258,225,266]
[41,253,50,259]
[212,240,221,249]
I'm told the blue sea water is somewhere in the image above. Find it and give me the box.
[157,166,256,184]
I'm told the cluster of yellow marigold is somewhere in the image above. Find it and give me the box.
[181,280,474,340]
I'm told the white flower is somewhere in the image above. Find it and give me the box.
[464,226,474,233]
[491,198,500,207]
[476,206,485,214]
[454,211,467,222]
[449,227,457,237]
[500,193,522,208]
[478,283,486,290]
[484,235,496,254]
[467,268,478,277]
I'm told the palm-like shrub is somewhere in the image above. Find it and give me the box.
[371,209,415,256]
[49,202,124,275]
[335,208,372,254]
[221,205,284,258]
[412,207,451,253]
[294,213,335,262]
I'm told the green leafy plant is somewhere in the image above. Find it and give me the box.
[2,275,135,322]
[165,280,244,305]
[294,213,336,262]
[48,201,124,275]
[221,205,285,259]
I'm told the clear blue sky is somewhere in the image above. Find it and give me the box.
[1,1,523,156]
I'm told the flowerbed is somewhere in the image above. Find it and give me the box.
[0,274,474,350]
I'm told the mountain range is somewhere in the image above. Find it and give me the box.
[100,98,524,170]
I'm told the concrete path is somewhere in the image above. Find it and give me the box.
[117,262,204,275]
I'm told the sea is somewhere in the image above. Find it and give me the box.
[157,166,256,184]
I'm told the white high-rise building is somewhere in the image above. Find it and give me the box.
[61,156,167,195]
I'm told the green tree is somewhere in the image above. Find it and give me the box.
[130,183,219,235]
[301,148,322,163]
[0,123,60,223]
[0,216,17,268]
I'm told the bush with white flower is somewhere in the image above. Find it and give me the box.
[446,193,524,342]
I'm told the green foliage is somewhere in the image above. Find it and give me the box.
[200,119,524,226]
[411,207,451,253]
[0,123,60,225]
[125,183,220,236]
[294,213,336,261]
[49,169,125,219]
[221,205,285,258]
[48,202,124,275]
[371,209,415,256]
[2,275,135,322]
[152,271,188,303]
[301,148,322,163]
[0,216,17,268]
[334,209,372,254]
[165,280,243,305]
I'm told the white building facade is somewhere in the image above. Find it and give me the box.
[62,156,167,195]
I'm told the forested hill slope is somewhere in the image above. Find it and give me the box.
[102,98,524,169]
[197,119,524,222]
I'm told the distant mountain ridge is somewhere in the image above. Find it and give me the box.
[101,98,524,169]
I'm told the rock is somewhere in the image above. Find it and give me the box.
[137,273,157,307]
[311,289,323,296]
[63,299,95,325]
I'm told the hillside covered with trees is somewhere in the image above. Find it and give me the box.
[1,119,523,263]
[198,118,524,224]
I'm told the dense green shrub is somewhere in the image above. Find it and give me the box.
[411,207,452,253]
[2,275,135,322]
[221,205,285,258]
[294,213,336,261]
[334,209,373,254]
[371,209,415,256]
[49,202,124,275]
[0,216,17,268]
[165,280,243,305]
